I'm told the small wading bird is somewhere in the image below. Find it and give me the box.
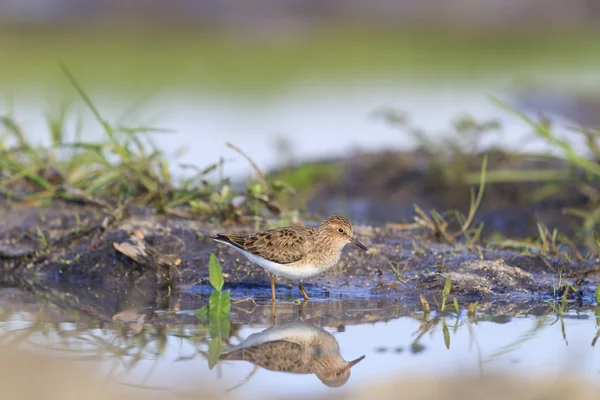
[211,215,368,302]
[219,321,365,387]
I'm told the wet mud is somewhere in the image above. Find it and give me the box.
[1,198,599,306]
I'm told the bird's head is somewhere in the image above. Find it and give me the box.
[318,216,368,252]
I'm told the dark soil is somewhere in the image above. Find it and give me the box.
[304,150,589,239]
[1,197,599,310]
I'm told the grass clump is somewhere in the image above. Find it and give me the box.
[487,97,600,253]
[380,97,600,257]
[440,277,452,313]
[410,155,487,246]
[491,221,583,262]
[0,64,288,224]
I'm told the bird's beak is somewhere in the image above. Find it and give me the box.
[350,237,368,251]
[348,355,366,368]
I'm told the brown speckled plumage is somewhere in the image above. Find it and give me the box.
[219,322,365,387]
[213,225,316,265]
[211,215,368,301]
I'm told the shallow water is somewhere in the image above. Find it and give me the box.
[1,284,599,399]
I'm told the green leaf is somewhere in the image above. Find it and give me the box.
[208,253,224,292]
[195,305,208,322]
[209,316,231,340]
[207,338,223,370]
[208,290,231,339]
[453,297,459,314]
[596,285,600,304]
[208,290,231,320]
[442,318,450,349]
[443,277,451,298]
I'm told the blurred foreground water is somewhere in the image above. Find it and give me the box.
[1,284,600,399]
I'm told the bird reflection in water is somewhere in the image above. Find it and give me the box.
[220,321,365,388]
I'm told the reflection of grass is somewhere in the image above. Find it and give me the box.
[409,311,563,365]
[484,316,552,363]
[1,26,600,93]
[0,307,216,391]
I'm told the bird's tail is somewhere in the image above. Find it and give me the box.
[210,233,246,250]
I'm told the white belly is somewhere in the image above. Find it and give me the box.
[220,242,322,281]
[224,322,323,353]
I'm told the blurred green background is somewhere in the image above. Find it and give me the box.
[2,0,600,180]
[2,0,599,93]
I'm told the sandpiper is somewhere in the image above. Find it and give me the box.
[219,321,365,387]
[211,215,368,302]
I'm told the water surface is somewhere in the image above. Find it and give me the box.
[1,285,598,399]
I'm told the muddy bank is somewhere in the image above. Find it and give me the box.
[1,200,599,304]
[299,150,589,239]
[0,273,577,333]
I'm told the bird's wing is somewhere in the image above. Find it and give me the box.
[214,226,315,264]
[220,341,311,373]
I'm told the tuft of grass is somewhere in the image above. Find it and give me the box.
[381,98,600,257]
[0,64,291,224]
[546,268,577,317]
[491,221,582,262]
[388,259,410,282]
[441,277,452,312]
[34,227,49,250]
[480,97,600,255]
[412,155,487,246]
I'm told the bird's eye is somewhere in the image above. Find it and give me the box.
[335,372,342,376]
[338,228,344,233]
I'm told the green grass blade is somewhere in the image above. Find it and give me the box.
[208,253,224,292]
[442,318,451,349]
[441,277,451,312]
[207,338,223,370]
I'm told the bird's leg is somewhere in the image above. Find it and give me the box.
[270,275,277,303]
[298,281,310,301]
[297,298,308,320]
[270,301,276,325]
